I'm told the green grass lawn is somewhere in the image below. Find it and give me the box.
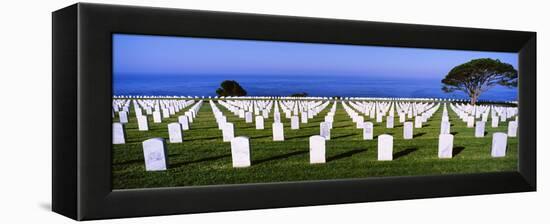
[112,99,517,189]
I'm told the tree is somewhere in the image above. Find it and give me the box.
[441,58,517,105]
[215,80,247,96]
[290,92,308,97]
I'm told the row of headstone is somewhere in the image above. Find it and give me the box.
[137,129,511,171]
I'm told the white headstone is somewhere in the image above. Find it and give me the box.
[301,112,308,123]
[376,114,383,123]
[273,122,284,141]
[137,115,149,131]
[178,115,190,130]
[356,116,364,128]
[222,123,234,142]
[142,138,168,171]
[475,121,485,137]
[245,112,253,123]
[168,123,183,143]
[291,116,300,130]
[113,122,125,144]
[230,136,251,168]
[309,135,326,164]
[507,121,518,137]
[363,122,373,140]
[440,121,450,134]
[119,111,128,124]
[377,134,393,161]
[414,116,422,128]
[491,117,499,128]
[438,134,454,159]
[153,111,162,123]
[255,116,264,129]
[274,112,281,123]
[399,114,405,123]
[386,116,394,128]
[491,132,508,157]
[467,116,475,128]
[403,122,413,139]
[320,122,331,140]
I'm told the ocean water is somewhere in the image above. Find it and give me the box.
[113,74,517,101]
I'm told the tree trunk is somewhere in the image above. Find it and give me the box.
[470,96,477,105]
[469,91,479,105]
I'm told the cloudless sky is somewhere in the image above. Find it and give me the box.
[113,34,518,79]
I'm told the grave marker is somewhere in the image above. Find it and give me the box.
[438,134,454,158]
[168,123,183,143]
[507,121,518,137]
[113,122,125,144]
[178,115,189,130]
[273,122,284,141]
[142,138,168,171]
[403,122,413,139]
[231,136,251,168]
[363,122,373,140]
[222,123,235,142]
[475,121,485,137]
[377,134,393,161]
[291,116,300,129]
[309,135,326,164]
[119,111,128,124]
[255,116,264,130]
[386,116,394,128]
[440,121,450,134]
[320,122,331,140]
[137,115,149,131]
[153,111,162,123]
[245,112,253,123]
[491,132,508,157]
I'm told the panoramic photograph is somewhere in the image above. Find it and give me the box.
[112,34,518,189]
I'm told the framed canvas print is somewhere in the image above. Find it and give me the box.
[52,3,536,220]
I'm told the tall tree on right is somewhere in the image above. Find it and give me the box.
[441,58,518,105]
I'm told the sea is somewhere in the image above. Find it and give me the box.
[113,74,518,102]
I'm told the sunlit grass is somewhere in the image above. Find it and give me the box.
[112,99,517,189]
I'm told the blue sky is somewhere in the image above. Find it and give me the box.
[113,34,518,79]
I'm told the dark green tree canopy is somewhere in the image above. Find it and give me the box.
[441,58,517,105]
[290,92,308,97]
[216,80,247,96]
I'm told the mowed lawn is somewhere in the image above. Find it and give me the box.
[112,99,518,189]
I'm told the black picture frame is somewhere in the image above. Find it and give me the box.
[52,3,536,221]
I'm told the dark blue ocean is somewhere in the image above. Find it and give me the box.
[113,74,517,101]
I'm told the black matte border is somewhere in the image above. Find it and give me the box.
[69,3,536,220]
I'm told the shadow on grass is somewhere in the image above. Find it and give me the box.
[331,133,357,140]
[334,124,353,129]
[171,154,230,168]
[327,148,366,162]
[185,136,221,141]
[253,150,308,165]
[286,134,316,140]
[188,126,219,130]
[453,146,466,157]
[451,131,458,135]
[413,132,427,138]
[113,158,144,166]
[250,134,272,139]
[393,147,419,160]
